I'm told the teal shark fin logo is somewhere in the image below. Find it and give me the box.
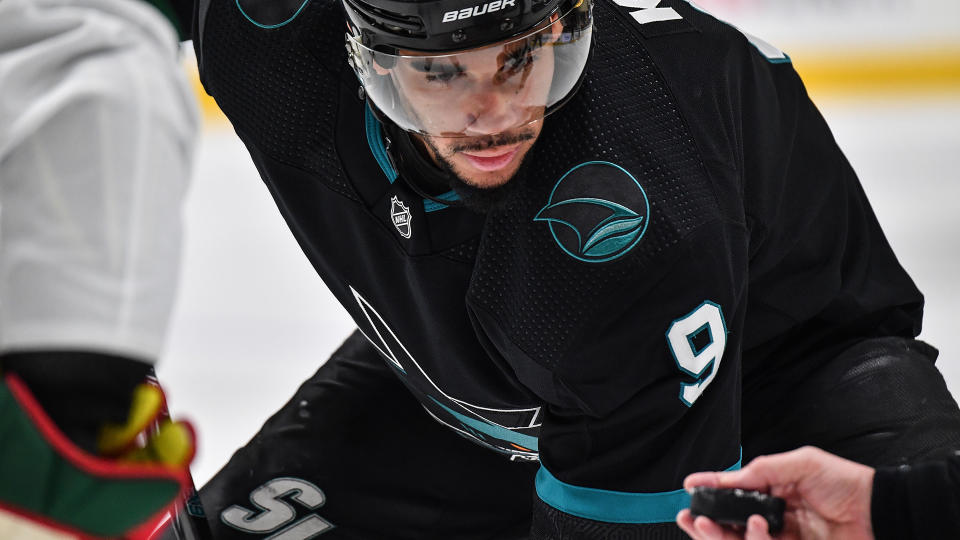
[535,162,650,263]
[534,198,645,259]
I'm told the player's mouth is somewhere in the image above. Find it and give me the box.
[460,145,521,172]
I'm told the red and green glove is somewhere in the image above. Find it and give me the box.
[0,372,195,539]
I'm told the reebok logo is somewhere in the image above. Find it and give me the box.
[442,0,515,23]
[612,0,681,25]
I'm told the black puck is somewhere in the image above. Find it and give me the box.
[689,486,786,534]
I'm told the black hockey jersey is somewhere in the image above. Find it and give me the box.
[190,0,923,536]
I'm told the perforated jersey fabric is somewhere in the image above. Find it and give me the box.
[440,236,481,264]
[199,0,358,201]
[191,0,936,536]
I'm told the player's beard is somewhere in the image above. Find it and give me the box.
[424,131,537,213]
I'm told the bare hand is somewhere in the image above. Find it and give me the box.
[676,446,875,540]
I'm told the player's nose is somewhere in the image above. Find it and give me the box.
[462,89,523,136]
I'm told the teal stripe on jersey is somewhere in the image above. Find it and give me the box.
[536,449,741,524]
[429,397,539,451]
[424,191,461,212]
[364,104,398,183]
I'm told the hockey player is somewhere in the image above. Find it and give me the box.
[184,0,960,537]
[0,0,199,536]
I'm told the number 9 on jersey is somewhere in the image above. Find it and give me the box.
[666,301,727,406]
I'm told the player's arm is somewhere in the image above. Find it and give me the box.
[0,0,198,536]
[720,12,923,342]
[0,0,195,361]
[872,451,960,539]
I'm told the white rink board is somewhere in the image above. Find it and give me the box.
[158,97,960,486]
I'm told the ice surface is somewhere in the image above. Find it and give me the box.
[157,97,960,487]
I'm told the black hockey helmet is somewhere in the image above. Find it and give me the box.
[343,0,593,137]
[344,0,565,52]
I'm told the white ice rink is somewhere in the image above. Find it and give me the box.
[157,96,960,487]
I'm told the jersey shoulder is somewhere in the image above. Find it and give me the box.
[195,0,359,195]
[597,0,789,79]
[195,0,347,145]
[591,0,802,216]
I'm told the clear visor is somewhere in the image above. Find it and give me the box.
[347,2,592,138]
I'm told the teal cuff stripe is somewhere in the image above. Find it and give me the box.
[536,449,742,524]
[428,397,539,451]
[364,104,398,183]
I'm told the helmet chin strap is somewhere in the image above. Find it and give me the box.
[368,102,468,208]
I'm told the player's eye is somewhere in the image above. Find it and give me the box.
[424,69,464,83]
[410,58,465,85]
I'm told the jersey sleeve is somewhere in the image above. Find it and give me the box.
[0,0,196,361]
[872,451,960,540]
[646,0,925,368]
[192,0,358,203]
[732,30,924,360]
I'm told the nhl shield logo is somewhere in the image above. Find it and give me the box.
[390,196,413,238]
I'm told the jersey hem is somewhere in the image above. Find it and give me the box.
[534,448,741,524]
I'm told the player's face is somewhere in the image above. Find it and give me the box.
[389,20,562,188]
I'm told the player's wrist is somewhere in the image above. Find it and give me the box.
[0,350,152,453]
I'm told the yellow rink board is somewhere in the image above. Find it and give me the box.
[791,44,960,97]
[190,44,960,127]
